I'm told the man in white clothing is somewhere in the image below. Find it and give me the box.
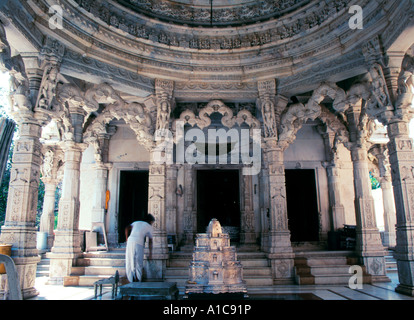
[124,214,155,282]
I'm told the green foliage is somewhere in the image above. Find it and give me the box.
[370,172,381,190]
[0,139,14,226]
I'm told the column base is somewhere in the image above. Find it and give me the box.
[396,284,414,297]
[394,259,414,296]
[47,252,83,285]
[0,256,40,299]
[267,252,295,284]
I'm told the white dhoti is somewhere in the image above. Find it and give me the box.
[126,236,144,282]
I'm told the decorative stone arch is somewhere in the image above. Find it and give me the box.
[278,83,347,148]
[172,99,260,131]
[83,84,155,153]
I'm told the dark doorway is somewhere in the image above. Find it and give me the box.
[197,170,240,236]
[285,169,320,242]
[118,170,149,243]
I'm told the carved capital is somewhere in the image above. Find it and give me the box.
[38,36,65,67]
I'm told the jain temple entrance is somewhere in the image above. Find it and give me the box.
[196,169,241,241]
[1,0,414,299]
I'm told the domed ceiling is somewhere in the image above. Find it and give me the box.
[113,0,311,27]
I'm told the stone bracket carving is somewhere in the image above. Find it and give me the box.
[155,79,174,131]
[258,79,278,139]
[278,83,346,149]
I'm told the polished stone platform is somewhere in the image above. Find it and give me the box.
[118,282,179,300]
[28,272,414,300]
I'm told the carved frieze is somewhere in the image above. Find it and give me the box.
[64,0,352,50]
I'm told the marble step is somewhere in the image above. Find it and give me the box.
[70,265,126,276]
[82,251,125,259]
[76,257,125,267]
[296,274,352,285]
[36,257,50,277]
[168,259,191,268]
[165,266,272,278]
[294,256,348,266]
[244,276,274,286]
[295,265,351,276]
[293,251,363,285]
[385,255,398,272]
[64,275,128,287]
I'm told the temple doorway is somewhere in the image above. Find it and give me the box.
[196,169,241,240]
[285,169,320,242]
[118,170,149,243]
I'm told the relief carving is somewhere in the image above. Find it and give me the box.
[173,100,260,131]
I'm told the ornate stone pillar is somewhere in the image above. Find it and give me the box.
[258,80,294,283]
[48,83,88,284]
[259,152,270,252]
[324,163,346,230]
[90,163,111,225]
[345,104,388,281]
[183,163,197,246]
[0,24,63,298]
[87,129,115,227]
[379,175,397,248]
[349,143,388,280]
[39,146,63,249]
[0,116,43,298]
[370,145,397,248]
[387,119,414,295]
[146,161,169,279]
[264,141,295,284]
[240,173,256,247]
[165,164,178,241]
[141,79,174,279]
[320,129,346,231]
[48,141,86,284]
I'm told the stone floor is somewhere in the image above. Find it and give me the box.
[27,272,414,301]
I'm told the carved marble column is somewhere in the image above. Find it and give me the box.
[165,164,178,241]
[90,162,112,238]
[48,83,88,284]
[379,175,397,248]
[0,24,62,298]
[240,173,256,247]
[0,116,42,299]
[324,163,346,230]
[321,129,346,231]
[370,145,397,248]
[88,129,115,227]
[264,142,295,284]
[141,79,174,279]
[146,161,169,279]
[258,80,294,283]
[349,144,388,280]
[259,152,271,253]
[387,119,414,295]
[39,146,63,249]
[183,163,197,246]
[48,141,86,284]
[342,87,388,281]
